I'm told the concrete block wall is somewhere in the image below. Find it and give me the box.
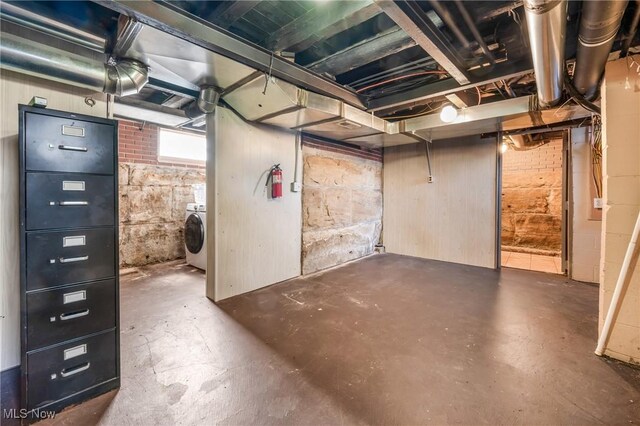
[502,139,563,255]
[118,120,205,267]
[301,136,382,274]
[600,58,640,364]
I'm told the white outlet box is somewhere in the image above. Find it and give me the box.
[291,182,302,192]
[594,198,603,209]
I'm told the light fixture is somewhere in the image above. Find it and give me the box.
[501,143,509,153]
[440,104,458,123]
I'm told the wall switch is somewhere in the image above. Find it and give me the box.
[291,182,302,192]
[594,198,603,209]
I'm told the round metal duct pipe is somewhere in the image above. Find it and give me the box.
[523,0,568,107]
[185,87,220,119]
[0,32,148,96]
[573,0,629,100]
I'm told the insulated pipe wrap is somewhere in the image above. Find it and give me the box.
[573,0,629,100]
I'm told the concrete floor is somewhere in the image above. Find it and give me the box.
[42,254,639,425]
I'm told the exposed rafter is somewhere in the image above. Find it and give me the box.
[263,0,382,52]
[367,61,533,111]
[209,1,261,30]
[307,28,415,76]
[373,0,470,84]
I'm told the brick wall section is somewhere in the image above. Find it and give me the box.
[117,120,205,267]
[502,138,563,173]
[501,139,563,255]
[118,119,205,169]
[301,135,382,274]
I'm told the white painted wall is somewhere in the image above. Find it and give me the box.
[599,59,640,363]
[206,107,302,301]
[383,136,497,269]
[0,70,109,371]
[570,127,602,283]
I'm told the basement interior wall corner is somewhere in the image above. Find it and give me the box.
[383,135,497,269]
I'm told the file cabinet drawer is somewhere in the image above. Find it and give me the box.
[26,173,115,230]
[26,228,115,290]
[26,279,116,350]
[26,330,117,409]
[25,112,115,174]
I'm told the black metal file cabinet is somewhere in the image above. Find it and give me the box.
[19,105,120,416]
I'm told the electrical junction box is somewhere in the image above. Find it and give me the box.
[291,182,302,192]
[594,198,603,209]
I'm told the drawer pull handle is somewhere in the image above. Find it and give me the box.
[60,309,90,321]
[59,255,89,264]
[59,201,89,206]
[60,362,90,378]
[58,145,88,152]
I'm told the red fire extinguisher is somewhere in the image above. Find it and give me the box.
[268,164,283,199]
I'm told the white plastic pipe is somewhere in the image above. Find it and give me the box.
[595,210,640,356]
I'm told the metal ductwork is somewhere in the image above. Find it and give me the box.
[185,87,220,119]
[0,32,148,96]
[573,0,629,100]
[523,0,568,107]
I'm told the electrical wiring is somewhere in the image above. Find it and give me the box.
[355,70,447,93]
[563,72,601,115]
[386,102,446,120]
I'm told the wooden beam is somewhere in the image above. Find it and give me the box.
[374,0,470,84]
[209,1,261,29]
[264,0,383,52]
[307,28,415,76]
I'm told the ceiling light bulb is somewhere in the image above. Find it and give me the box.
[501,143,508,153]
[440,105,458,123]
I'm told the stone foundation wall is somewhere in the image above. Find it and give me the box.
[302,137,383,274]
[118,163,205,267]
[501,139,563,255]
[117,120,205,267]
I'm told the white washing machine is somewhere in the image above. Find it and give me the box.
[184,203,207,270]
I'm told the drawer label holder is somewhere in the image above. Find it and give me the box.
[63,344,87,361]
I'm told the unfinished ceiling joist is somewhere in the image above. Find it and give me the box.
[367,61,534,111]
[264,0,383,53]
[306,28,415,76]
[374,0,471,85]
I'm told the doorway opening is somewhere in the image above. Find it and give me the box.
[500,131,566,274]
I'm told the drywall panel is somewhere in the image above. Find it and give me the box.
[384,136,497,268]
[0,70,108,371]
[570,127,602,283]
[207,107,302,301]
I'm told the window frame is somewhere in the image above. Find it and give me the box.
[157,127,206,166]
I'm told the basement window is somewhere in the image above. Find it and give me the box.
[158,128,206,165]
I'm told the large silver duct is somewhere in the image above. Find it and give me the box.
[0,32,148,96]
[523,0,568,107]
[573,0,629,100]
